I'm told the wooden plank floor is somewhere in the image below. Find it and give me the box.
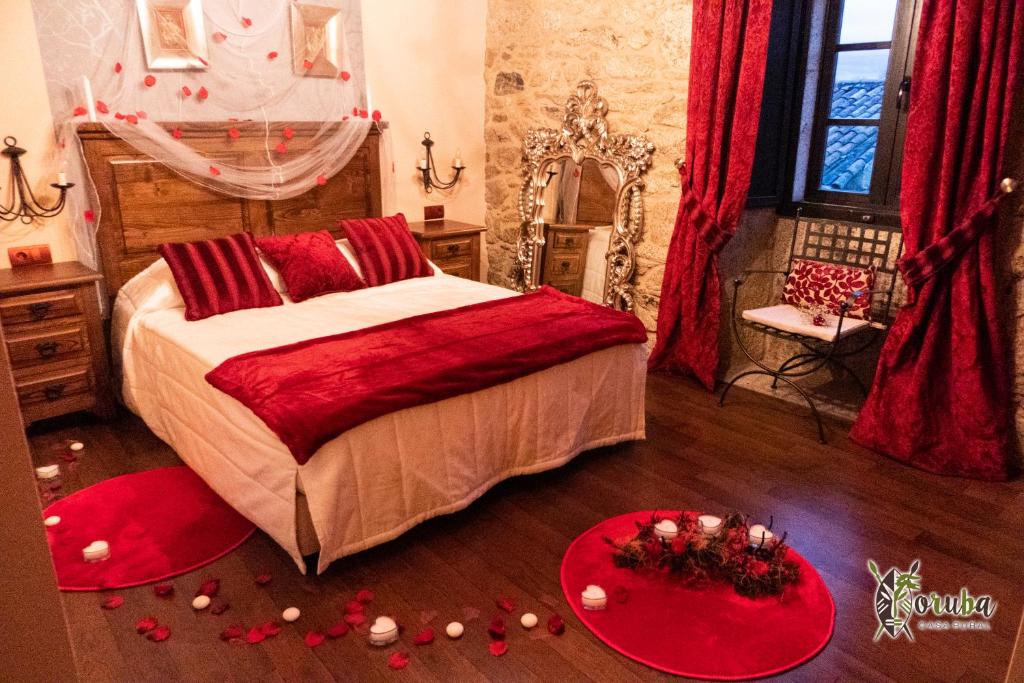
[27,374,1024,682]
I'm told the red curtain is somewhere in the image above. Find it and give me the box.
[850,0,1023,480]
[648,0,775,390]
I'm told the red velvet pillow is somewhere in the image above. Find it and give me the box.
[338,213,433,287]
[782,258,875,320]
[256,230,366,302]
[158,232,282,321]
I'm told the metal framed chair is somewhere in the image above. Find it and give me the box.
[719,210,904,442]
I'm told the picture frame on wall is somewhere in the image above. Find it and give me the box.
[136,0,209,70]
[290,1,348,78]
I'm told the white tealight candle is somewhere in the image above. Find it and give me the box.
[369,616,399,646]
[192,595,211,610]
[581,584,607,611]
[653,519,679,540]
[69,441,85,452]
[44,515,62,527]
[82,540,110,562]
[520,613,538,629]
[282,607,301,622]
[748,524,774,547]
[698,514,723,537]
[445,621,464,639]
[35,464,60,481]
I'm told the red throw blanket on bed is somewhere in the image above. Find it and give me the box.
[206,286,648,464]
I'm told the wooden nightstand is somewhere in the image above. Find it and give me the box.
[408,220,486,281]
[0,262,114,425]
[541,223,592,296]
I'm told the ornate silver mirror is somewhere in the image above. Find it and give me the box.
[512,81,654,311]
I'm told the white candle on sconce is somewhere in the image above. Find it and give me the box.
[653,519,679,540]
[417,158,428,170]
[453,149,463,169]
[698,514,723,537]
[748,524,774,547]
[57,172,68,186]
[82,76,97,122]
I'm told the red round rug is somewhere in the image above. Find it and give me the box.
[560,511,835,680]
[44,467,256,591]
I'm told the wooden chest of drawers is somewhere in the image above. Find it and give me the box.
[540,224,592,297]
[0,262,114,425]
[408,220,485,281]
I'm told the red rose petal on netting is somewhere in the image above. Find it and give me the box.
[343,613,365,626]
[196,578,220,597]
[95,100,109,114]
[209,166,221,176]
[303,59,314,71]
[339,71,351,81]
[83,209,96,222]
[73,106,88,117]
[358,109,368,119]
[114,112,125,120]
[101,596,124,610]
[612,586,629,603]
[220,624,244,641]
[547,614,565,635]
[125,114,138,125]
[114,62,122,74]
[147,625,171,642]
[212,31,227,43]
[316,174,327,186]
[197,86,209,100]
[282,126,295,139]
[413,628,434,645]
[258,620,282,637]
[227,127,240,139]
[304,631,326,648]
[245,627,265,644]
[342,116,349,121]
[181,85,192,97]
[153,583,174,597]
[487,616,506,640]
[387,652,411,670]
[254,573,272,585]
[371,110,382,122]
[489,640,508,657]
[267,51,278,60]
[211,601,230,615]
[343,600,363,615]
[143,75,156,87]
[496,597,515,614]
[326,621,349,639]
[274,142,287,154]
[352,106,358,116]
[241,16,252,28]
[171,128,183,139]
[136,110,148,119]
[135,616,159,634]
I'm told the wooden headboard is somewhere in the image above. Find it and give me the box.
[78,122,382,297]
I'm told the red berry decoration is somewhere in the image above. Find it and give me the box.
[143,75,156,87]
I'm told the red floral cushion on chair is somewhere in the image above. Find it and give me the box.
[782,259,874,320]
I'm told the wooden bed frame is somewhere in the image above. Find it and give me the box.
[77,121,383,299]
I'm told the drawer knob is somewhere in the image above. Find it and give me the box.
[446,244,460,254]
[560,261,571,273]
[36,341,60,358]
[565,238,575,247]
[28,302,52,320]
[43,384,66,401]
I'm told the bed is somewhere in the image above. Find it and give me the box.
[83,122,647,573]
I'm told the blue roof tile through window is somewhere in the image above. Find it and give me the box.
[821,81,884,193]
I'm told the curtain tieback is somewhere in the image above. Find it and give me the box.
[679,167,733,253]
[899,180,1017,288]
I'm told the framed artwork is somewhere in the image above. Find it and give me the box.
[137,0,209,70]
[290,1,348,77]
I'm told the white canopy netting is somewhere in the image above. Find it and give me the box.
[33,0,384,270]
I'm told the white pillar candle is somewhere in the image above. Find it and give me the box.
[698,514,723,537]
[82,76,97,122]
[581,584,607,611]
[35,464,60,481]
[653,519,679,540]
[369,616,399,646]
[748,524,774,547]
[82,540,110,562]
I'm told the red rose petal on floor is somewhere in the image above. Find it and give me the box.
[258,621,282,637]
[303,59,314,70]
[344,600,363,614]
[241,16,252,27]
[547,614,565,635]
[413,628,434,646]
[245,627,265,644]
[267,51,278,60]
[612,586,629,603]
[388,652,411,670]
[496,597,515,614]
[489,640,508,657]
[326,621,349,638]
[228,127,240,139]
[304,631,326,648]
[153,583,174,597]
[316,174,327,186]
[114,62,122,73]
[96,100,109,114]
[209,166,221,176]
[125,114,138,125]
[196,578,220,597]
[487,616,506,640]
[172,128,183,139]
[135,616,159,634]
[282,126,295,139]
[197,86,209,100]
[343,613,365,626]
[220,624,244,641]
[73,106,88,117]
[101,596,124,610]
[211,601,230,615]
[84,209,96,222]
[254,573,272,585]
[372,110,382,122]
[181,86,192,97]
[212,31,227,42]
[147,625,171,642]
[143,75,156,87]
[274,142,287,154]
[339,71,351,81]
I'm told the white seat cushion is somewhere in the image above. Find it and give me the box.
[742,304,870,342]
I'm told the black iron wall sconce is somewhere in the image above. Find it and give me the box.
[1,136,73,224]
[417,131,464,193]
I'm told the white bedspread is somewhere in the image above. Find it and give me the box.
[114,257,647,573]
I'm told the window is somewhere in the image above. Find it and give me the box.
[804,0,920,217]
